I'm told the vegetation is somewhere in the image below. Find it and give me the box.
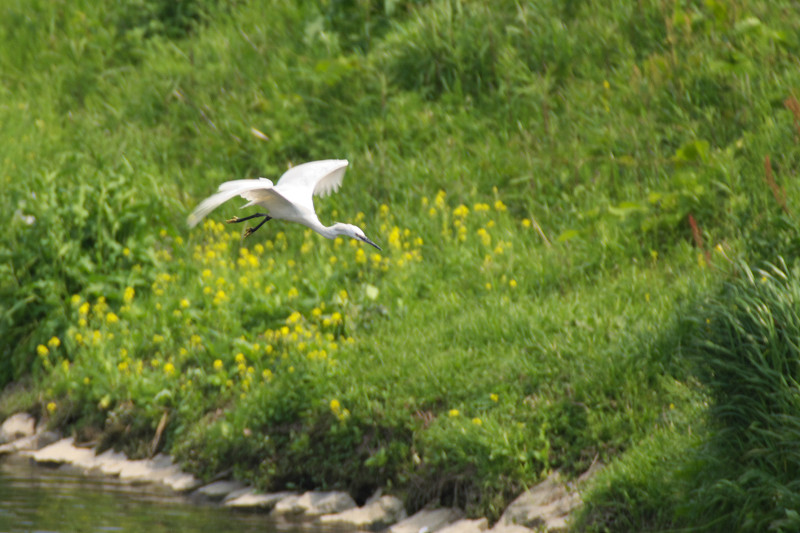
[1,0,799,529]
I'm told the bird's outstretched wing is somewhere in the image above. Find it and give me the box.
[188,160,349,228]
[187,178,275,227]
[274,159,349,213]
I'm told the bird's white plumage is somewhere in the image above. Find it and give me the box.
[188,158,379,250]
[187,160,348,228]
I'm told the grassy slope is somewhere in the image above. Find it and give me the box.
[2,0,800,528]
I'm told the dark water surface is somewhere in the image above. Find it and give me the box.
[0,456,349,533]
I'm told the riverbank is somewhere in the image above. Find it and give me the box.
[3,1,799,531]
[0,412,594,533]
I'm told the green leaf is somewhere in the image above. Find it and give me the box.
[673,139,710,164]
[557,229,579,243]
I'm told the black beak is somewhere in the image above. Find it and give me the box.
[360,235,382,251]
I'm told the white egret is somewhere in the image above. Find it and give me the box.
[187,159,381,250]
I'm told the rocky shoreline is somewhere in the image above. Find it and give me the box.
[0,413,596,532]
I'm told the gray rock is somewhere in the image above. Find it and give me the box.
[305,491,358,516]
[272,493,303,514]
[162,470,202,492]
[490,525,535,533]
[272,490,356,516]
[117,454,182,484]
[437,518,489,533]
[318,494,407,530]
[499,473,580,532]
[194,480,248,501]
[17,434,203,493]
[0,430,60,455]
[26,437,95,466]
[224,490,297,510]
[542,515,569,533]
[389,508,464,533]
[222,486,254,503]
[0,413,36,444]
[92,449,129,476]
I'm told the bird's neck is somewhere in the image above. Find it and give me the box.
[308,219,339,240]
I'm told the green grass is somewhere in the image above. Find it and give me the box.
[2,0,800,527]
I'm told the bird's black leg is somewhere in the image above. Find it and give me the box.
[226,213,270,224]
[243,216,272,238]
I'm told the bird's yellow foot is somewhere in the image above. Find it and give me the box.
[243,227,256,238]
[226,216,241,224]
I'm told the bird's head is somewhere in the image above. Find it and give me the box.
[335,223,381,251]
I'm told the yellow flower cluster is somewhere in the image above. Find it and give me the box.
[329,398,350,421]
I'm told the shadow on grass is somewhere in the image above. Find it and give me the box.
[577,258,800,532]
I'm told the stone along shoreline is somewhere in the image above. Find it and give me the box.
[0,412,596,532]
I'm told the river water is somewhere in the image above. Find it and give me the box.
[0,455,348,533]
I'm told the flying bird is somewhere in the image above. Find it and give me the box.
[187,159,381,250]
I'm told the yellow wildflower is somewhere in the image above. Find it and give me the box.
[48,336,61,349]
[235,353,245,364]
[434,190,446,208]
[46,402,57,414]
[106,312,119,324]
[490,393,499,402]
[180,298,190,308]
[448,409,459,417]
[330,399,341,412]
[213,359,223,371]
[472,417,482,425]
[477,228,491,247]
[78,302,90,315]
[164,362,176,376]
[453,204,469,217]
[36,344,49,357]
[355,248,366,264]
[213,289,227,305]
[123,286,135,304]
